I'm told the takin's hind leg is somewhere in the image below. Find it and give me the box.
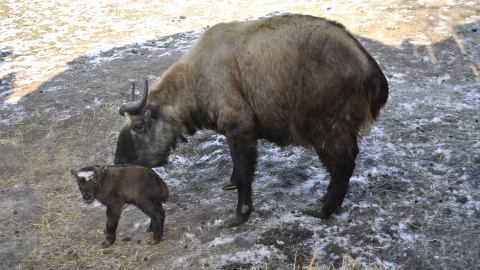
[304,138,359,219]
[224,130,257,227]
[221,168,238,191]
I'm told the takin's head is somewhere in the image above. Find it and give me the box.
[71,166,104,204]
[114,80,182,168]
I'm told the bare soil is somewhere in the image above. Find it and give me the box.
[1,1,479,269]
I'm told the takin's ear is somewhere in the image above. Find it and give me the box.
[144,105,159,119]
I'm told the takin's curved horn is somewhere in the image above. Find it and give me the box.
[130,82,135,101]
[119,80,149,116]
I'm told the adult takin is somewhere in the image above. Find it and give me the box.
[114,14,388,226]
[71,165,169,247]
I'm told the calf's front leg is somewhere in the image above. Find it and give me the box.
[103,203,124,248]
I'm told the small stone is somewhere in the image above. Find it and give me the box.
[456,196,468,204]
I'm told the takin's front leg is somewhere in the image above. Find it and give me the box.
[103,203,124,248]
[224,130,257,227]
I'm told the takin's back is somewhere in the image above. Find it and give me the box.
[180,14,388,146]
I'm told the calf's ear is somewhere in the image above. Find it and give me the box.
[70,169,77,176]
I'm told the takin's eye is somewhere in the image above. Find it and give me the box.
[132,122,144,132]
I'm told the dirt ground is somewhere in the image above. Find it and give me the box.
[1,1,479,269]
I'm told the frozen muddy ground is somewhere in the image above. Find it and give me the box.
[1,1,479,269]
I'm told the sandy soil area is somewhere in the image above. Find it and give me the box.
[1,1,479,269]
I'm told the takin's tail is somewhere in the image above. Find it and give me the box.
[369,68,389,121]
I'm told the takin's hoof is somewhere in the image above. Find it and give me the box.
[221,180,237,191]
[224,213,250,227]
[302,206,341,219]
[320,193,329,203]
[302,209,332,219]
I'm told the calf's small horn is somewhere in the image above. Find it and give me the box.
[119,80,149,116]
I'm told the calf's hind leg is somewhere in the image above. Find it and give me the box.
[136,198,165,245]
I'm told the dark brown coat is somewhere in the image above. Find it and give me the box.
[71,165,168,247]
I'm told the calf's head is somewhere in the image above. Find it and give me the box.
[71,166,103,204]
[114,80,178,168]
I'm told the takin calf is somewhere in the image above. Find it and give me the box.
[114,14,389,226]
[71,165,169,247]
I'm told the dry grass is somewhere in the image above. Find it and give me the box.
[0,105,145,269]
[15,188,171,270]
[3,105,386,270]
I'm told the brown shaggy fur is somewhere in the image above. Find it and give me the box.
[71,165,168,247]
[115,14,388,225]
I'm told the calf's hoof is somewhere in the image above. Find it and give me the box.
[149,239,160,245]
[101,240,114,248]
[147,223,154,232]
